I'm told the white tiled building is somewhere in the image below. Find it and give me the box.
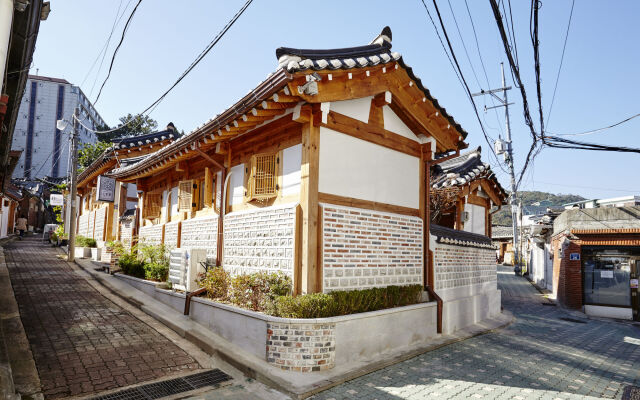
[11,75,105,179]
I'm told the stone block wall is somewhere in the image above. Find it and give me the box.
[181,216,218,262]
[94,207,106,242]
[87,211,95,239]
[120,220,134,249]
[551,235,582,309]
[164,221,180,249]
[266,322,335,372]
[78,213,89,237]
[321,204,423,292]
[432,242,497,291]
[223,204,296,275]
[139,224,163,245]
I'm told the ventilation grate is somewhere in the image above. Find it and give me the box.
[559,317,588,324]
[541,302,556,306]
[91,369,232,400]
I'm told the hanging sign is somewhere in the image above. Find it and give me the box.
[570,253,580,261]
[97,175,116,202]
[630,279,639,289]
[601,270,614,279]
[49,194,64,206]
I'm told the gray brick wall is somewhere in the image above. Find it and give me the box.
[94,207,106,241]
[164,221,180,248]
[266,322,335,372]
[139,224,163,245]
[433,242,497,290]
[322,204,423,292]
[181,215,218,262]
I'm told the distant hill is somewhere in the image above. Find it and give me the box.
[492,191,586,226]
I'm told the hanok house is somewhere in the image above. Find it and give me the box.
[551,206,640,321]
[74,124,181,249]
[108,27,504,333]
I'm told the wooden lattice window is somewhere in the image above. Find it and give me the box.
[143,193,162,219]
[178,180,194,211]
[246,153,278,201]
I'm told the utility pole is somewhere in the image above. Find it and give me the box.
[67,107,79,262]
[472,62,519,270]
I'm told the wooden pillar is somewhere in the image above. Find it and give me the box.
[455,197,465,230]
[216,144,231,266]
[299,109,320,294]
[421,143,433,289]
[204,167,213,208]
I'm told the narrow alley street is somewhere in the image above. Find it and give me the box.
[310,266,640,400]
[4,237,200,399]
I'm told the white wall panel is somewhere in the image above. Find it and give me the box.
[382,105,419,141]
[329,96,373,123]
[282,144,301,197]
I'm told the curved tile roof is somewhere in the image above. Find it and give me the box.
[112,129,180,149]
[431,224,495,248]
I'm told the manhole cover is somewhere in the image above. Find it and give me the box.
[559,317,587,324]
[92,369,232,400]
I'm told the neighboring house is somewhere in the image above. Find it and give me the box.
[551,206,640,321]
[74,123,181,246]
[564,195,640,210]
[104,27,504,333]
[492,225,514,264]
[1,183,23,238]
[429,146,507,237]
[11,75,106,179]
[520,208,563,291]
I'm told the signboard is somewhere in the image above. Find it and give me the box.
[97,175,116,202]
[631,279,639,289]
[50,194,64,206]
[570,253,580,261]
[601,270,614,279]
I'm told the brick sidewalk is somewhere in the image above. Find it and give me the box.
[5,238,200,399]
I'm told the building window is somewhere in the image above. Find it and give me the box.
[178,180,194,211]
[583,248,637,307]
[245,153,278,202]
[143,193,162,220]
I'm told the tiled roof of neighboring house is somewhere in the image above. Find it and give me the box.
[119,208,136,221]
[276,26,467,140]
[4,184,22,201]
[112,129,180,149]
[430,224,494,249]
[492,225,514,240]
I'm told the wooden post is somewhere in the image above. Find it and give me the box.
[204,167,213,208]
[299,113,320,294]
[421,143,433,288]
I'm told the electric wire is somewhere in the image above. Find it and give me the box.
[93,0,144,105]
[530,0,545,139]
[82,0,253,136]
[550,112,640,137]
[546,0,575,129]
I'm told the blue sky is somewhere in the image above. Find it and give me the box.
[30,0,640,199]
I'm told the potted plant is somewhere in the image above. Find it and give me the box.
[74,236,95,259]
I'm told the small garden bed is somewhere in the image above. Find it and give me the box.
[110,241,171,283]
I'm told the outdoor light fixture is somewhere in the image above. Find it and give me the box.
[56,119,69,131]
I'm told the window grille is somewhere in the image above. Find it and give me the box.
[247,153,277,201]
[143,193,162,219]
[178,180,194,211]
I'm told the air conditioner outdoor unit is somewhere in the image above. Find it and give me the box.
[169,248,207,292]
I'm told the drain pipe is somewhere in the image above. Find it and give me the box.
[0,0,14,94]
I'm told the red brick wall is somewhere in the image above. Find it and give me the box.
[552,235,582,309]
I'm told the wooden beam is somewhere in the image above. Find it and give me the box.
[194,148,224,170]
[323,111,421,157]
[318,192,420,217]
[204,167,213,208]
[300,119,320,294]
[368,95,385,128]
[251,107,286,117]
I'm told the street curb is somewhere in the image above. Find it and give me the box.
[0,242,44,400]
[74,257,514,399]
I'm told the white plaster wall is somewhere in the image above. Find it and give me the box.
[160,190,168,222]
[229,164,245,206]
[282,144,301,198]
[216,171,222,210]
[382,105,418,141]
[463,203,485,235]
[0,202,9,238]
[170,187,178,215]
[319,127,419,209]
[329,96,373,123]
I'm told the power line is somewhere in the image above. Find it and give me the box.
[546,0,575,128]
[446,0,482,90]
[94,0,144,105]
[530,0,545,139]
[528,180,640,194]
[550,112,640,137]
[85,0,253,136]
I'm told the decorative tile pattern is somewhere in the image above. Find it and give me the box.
[433,242,497,290]
[322,204,423,291]
[223,205,296,275]
[164,221,180,249]
[267,322,335,372]
[87,211,95,239]
[94,207,106,242]
[78,213,90,238]
[181,216,218,262]
[120,220,134,249]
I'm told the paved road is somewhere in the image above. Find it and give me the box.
[311,266,640,400]
[5,237,200,399]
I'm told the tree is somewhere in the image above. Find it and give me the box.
[78,141,111,173]
[96,113,158,142]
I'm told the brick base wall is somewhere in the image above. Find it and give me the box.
[94,207,106,242]
[78,213,89,237]
[266,322,335,372]
[552,235,582,309]
[223,204,296,276]
[164,221,180,248]
[433,243,497,291]
[321,204,423,292]
[120,220,134,249]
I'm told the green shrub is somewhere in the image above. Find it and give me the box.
[198,267,230,300]
[106,240,125,256]
[227,271,292,311]
[118,252,145,278]
[144,262,169,281]
[75,235,97,247]
[137,243,170,282]
[267,293,336,318]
